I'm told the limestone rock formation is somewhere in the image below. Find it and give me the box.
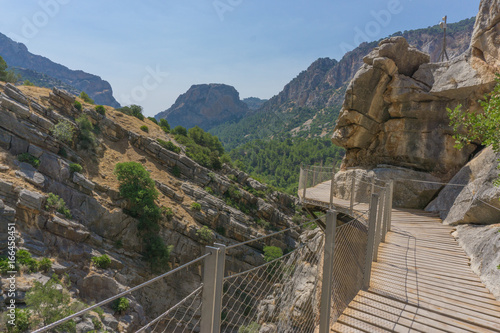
[331,36,488,179]
[426,146,500,225]
[155,83,250,131]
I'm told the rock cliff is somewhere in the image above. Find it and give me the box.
[0,32,121,108]
[155,84,250,131]
[0,83,300,332]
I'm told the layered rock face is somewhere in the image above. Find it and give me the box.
[332,36,491,178]
[155,83,250,131]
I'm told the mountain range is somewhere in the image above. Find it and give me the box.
[0,32,120,108]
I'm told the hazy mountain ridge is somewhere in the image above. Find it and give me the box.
[0,32,121,108]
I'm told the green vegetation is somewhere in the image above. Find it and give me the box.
[140,125,149,133]
[23,80,35,86]
[38,258,52,272]
[73,100,82,111]
[45,193,72,219]
[52,119,75,144]
[448,74,500,186]
[91,254,111,269]
[17,153,40,168]
[159,118,170,133]
[114,162,172,270]
[263,246,283,262]
[230,137,344,194]
[238,322,260,333]
[147,117,158,124]
[0,56,20,83]
[161,206,174,221]
[112,297,129,314]
[76,115,98,151]
[175,126,227,170]
[95,105,106,115]
[196,226,214,243]
[25,275,76,332]
[157,138,181,154]
[172,165,181,177]
[79,91,94,104]
[117,104,144,121]
[69,163,82,173]
[172,125,187,136]
[191,202,202,211]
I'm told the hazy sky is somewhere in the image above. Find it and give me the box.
[0,0,480,116]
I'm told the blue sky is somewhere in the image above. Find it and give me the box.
[0,0,480,116]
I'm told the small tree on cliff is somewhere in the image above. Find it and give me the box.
[0,56,20,83]
[447,74,500,186]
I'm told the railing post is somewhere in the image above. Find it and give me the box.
[212,244,226,330]
[371,177,375,197]
[373,191,385,262]
[319,209,337,333]
[350,176,356,215]
[381,183,391,242]
[201,246,224,333]
[329,169,335,209]
[387,180,394,231]
[302,168,308,201]
[363,193,379,290]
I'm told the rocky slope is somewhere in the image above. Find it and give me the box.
[155,83,250,131]
[210,18,475,147]
[0,83,301,332]
[0,32,121,108]
[330,0,500,299]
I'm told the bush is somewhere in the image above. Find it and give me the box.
[0,56,20,83]
[17,153,40,168]
[196,226,214,243]
[0,256,11,274]
[5,308,31,333]
[172,125,187,136]
[79,91,94,104]
[112,297,129,314]
[16,249,39,273]
[174,126,226,170]
[117,105,144,121]
[140,125,149,133]
[157,138,181,154]
[91,254,111,269]
[263,246,283,262]
[52,120,75,144]
[76,115,97,151]
[74,100,82,111]
[159,119,170,133]
[25,276,75,330]
[161,206,174,221]
[238,322,260,333]
[95,105,106,115]
[24,80,34,86]
[114,162,171,271]
[69,163,82,173]
[191,202,202,211]
[45,193,72,219]
[147,117,158,124]
[38,258,52,272]
[172,165,181,177]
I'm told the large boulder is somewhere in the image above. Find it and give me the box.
[453,224,500,300]
[426,146,500,225]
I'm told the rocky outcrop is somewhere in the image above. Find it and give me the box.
[331,36,490,180]
[453,224,500,300]
[426,146,500,225]
[155,84,250,131]
[0,32,120,108]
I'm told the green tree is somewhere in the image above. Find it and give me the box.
[0,56,20,83]
[52,120,75,144]
[117,105,144,121]
[25,276,76,332]
[448,74,500,185]
[79,91,94,104]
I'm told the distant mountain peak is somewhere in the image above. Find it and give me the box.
[155,83,250,131]
[0,32,120,108]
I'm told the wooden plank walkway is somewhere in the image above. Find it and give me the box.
[300,183,500,333]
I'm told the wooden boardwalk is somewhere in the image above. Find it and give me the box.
[300,184,500,333]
